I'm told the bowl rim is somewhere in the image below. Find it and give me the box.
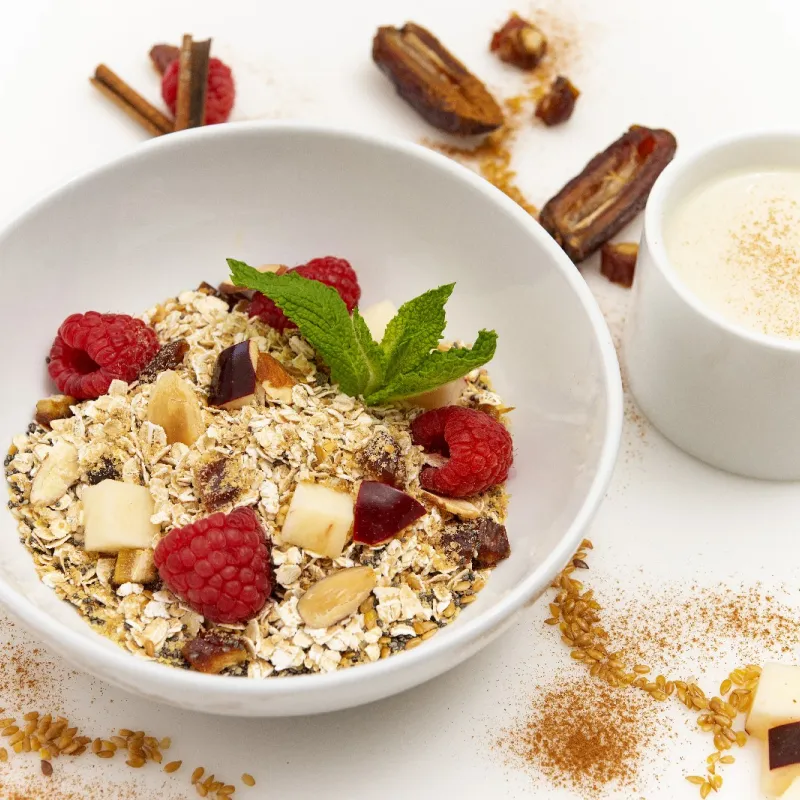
[644,129,800,352]
[0,120,622,701]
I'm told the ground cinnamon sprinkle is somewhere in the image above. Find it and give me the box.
[500,673,670,796]
[525,542,770,797]
[605,582,800,673]
[430,5,581,216]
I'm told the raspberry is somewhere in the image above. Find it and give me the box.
[411,406,513,498]
[47,312,160,400]
[249,256,361,332]
[154,507,272,624]
[162,57,235,125]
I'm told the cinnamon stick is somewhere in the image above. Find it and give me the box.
[91,64,173,136]
[174,35,211,131]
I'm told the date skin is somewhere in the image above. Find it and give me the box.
[373,23,504,136]
[539,125,677,263]
[600,242,638,287]
[490,14,547,70]
[535,76,580,126]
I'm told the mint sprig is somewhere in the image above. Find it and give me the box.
[228,259,497,406]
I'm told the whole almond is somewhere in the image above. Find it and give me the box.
[297,567,376,629]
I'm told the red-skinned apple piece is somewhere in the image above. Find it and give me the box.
[353,481,426,546]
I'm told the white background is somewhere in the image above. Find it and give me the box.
[1,0,800,797]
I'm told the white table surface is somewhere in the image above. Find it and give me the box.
[2,0,800,797]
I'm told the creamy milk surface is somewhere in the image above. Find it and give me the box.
[665,169,800,340]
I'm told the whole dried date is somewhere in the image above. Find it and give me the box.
[539,125,677,263]
[535,76,579,126]
[600,242,638,287]
[490,14,547,70]
[373,23,504,136]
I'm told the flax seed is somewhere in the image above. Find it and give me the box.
[0,748,6,762]
[242,773,256,787]
[192,766,205,784]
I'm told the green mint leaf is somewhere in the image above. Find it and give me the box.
[227,259,383,397]
[380,284,454,382]
[352,308,385,397]
[365,329,497,406]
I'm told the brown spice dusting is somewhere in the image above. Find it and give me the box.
[540,542,765,795]
[605,582,800,671]
[431,6,580,217]
[500,674,667,796]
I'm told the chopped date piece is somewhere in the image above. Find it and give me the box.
[373,23,504,136]
[86,456,121,485]
[539,125,677,263]
[217,282,256,309]
[197,280,255,310]
[600,242,639,287]
[193,454,249,511]
[357,431,405,487]
[137,339,189,383]
[535,76,579,126]
[149,43,180,75]
[440,518,510,568]
[490,13,547,70]
[182,631,248,674]
[34,395,75,428]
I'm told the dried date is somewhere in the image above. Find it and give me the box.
[539,125,677,263]
[34,395,75,428]
[138,339,189,383]
[440,518,510,568]
[149,44,180,75]
[490,14,547,70]
[357,431,405,487]
[194,455,248,512]
[182,631,248,674]
[373,23,504,136]
[600,242,638,287]
[535,76,579,126]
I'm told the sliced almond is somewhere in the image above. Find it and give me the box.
[297,567,376,629]
[422,491,482,520]
[30,441,79,507]
[256,352,296,404]
[113,549,158,585]
[146,370,205,446]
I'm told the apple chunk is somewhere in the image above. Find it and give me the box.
[781,777,800,798]
[281,482,354,558]
[208,340,264,410]
[360,300,397,342]
[403,378,465,410]
[353,481,426,545]
[83,479,159,553]
[765,722,800,796]
[747,663,800,740]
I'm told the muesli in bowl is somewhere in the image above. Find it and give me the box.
[6,255,514,678]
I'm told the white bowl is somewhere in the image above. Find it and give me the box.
[0,123,621,716]
[625,132,800,480]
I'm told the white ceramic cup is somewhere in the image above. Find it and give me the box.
[624,132,800,480]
